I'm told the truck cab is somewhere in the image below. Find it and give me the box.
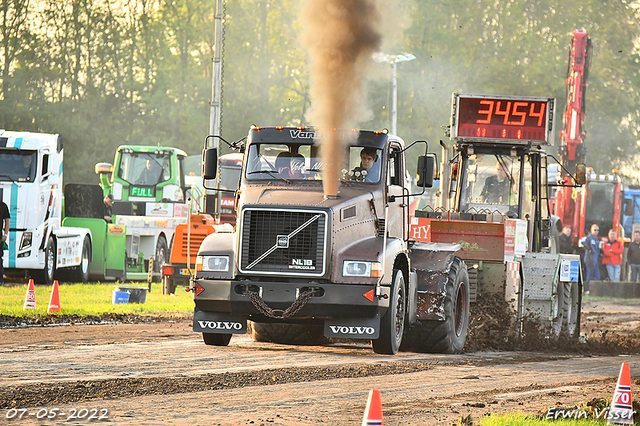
[97,145,189,205]
[452,144,551,252]
[0,131,92,284]
[94,145,190,281]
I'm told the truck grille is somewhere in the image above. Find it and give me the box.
[239,209,327,275]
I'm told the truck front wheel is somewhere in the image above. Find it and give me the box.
[202,333,232,346]
[34,237,56,285]
[401,257,469,354]
[372,269,406,355]
[72,236,91,283]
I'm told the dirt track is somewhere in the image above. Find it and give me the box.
[0,298,639,425]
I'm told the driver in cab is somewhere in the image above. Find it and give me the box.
[275,152,310,179]
[480,161,511,204]
[348,147,379,182]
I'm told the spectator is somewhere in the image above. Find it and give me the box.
[581,223,601,281]
[558,226,574,254]
[103,194,114,223]
[628,230,640,282]
[0,198,9,286]
[602,228,624,282]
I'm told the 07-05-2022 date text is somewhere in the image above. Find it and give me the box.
[5,408,109,421]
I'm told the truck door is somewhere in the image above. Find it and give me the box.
[387,143,406,240]
[530,153,552,252]
[63,184,126,280]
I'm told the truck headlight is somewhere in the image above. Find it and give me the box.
[201,255,230,272]
[343,261,382,277]
[20,232,32,250]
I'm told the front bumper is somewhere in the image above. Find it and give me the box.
[193,278,390,319]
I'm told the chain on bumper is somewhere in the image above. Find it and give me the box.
[247,288,319,319]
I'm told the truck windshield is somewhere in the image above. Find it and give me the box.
[459,152,528,216]
[244,143,381,183]
[585,181,616,234]
[0,150,37,182]
[245,143,322,181]
[117,152,171,186]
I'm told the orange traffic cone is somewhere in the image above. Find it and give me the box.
[361,389,383,426]
[23,279,36,311]
[47,280,60,313]
[608,362,634,424]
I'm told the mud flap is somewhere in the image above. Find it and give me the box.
[193,308,247,334]
[409,241,462,321]
[324,313,380,339]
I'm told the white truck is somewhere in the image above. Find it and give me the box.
[0,131,93,284]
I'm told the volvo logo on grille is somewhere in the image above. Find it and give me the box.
[276,235,289,248]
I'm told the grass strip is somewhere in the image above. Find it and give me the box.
[0,282,192,317]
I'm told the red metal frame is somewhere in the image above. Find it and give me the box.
[560,29,590,165]
[551,29,624,243]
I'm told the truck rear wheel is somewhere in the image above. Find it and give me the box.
[34,237,56,285]
[401,257,469,354]
[250,322,324,346]
[154,235,168,274]
[72,236,91,283]
[202,333,232,346]
[372,269,406,355]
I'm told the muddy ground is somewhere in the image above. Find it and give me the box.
[0,297,639,425]
[2,295,639,355]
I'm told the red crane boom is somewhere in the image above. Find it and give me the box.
[559,29,591,170]
[553,30,623,246]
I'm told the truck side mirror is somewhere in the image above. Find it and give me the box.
[416,155,435,188]
[48,174,60,185]
[575,163,586,186]
[624,199,634,216]
[203,148,218,180]
[95,163,113,175]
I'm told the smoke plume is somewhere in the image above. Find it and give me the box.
[300,0,382,197]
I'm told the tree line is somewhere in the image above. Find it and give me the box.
[1,0,639,184]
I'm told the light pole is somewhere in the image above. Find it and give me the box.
[373,52,416,135]
[209,0,224,145]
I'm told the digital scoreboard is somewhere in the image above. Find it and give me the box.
[451,93,555,145]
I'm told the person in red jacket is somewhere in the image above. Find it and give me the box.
[602,228,624,281]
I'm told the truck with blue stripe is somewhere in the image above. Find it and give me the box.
[0,131,93,284]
